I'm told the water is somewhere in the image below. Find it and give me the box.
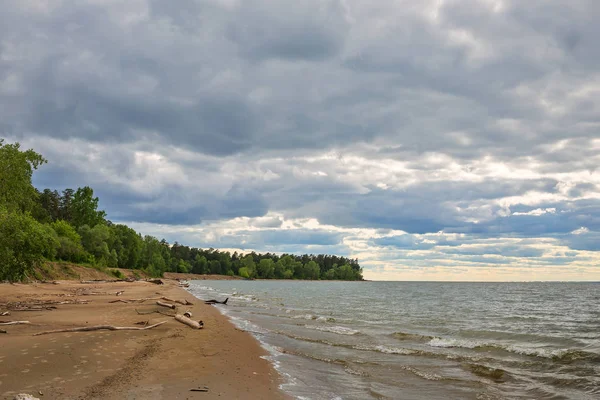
[187,281,600,400]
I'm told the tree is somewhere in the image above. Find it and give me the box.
[257,258,275,278]
[71,186,106,228]
[192,255,208,274]
[78,224,112,265]
[209,259,222,275]
[240,255,256,278]
[51,220,88,262]
[0,139,46,212]
[60,188,74,222]
[0,206,59,281]
[303,260,320,280]
[110,224,143,269]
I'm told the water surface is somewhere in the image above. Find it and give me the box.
[188,281,600,400]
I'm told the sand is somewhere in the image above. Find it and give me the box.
[0,279,288,399]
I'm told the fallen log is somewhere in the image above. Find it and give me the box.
[0,321,30,326]
[156,301,176,309]
[147,279,164,285]
[0,329,6,334]
[204,297,228,305]
[162,297,193,306]
[33,321,167,336]
[174,314,204,329]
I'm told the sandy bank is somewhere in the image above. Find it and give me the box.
[0,280,287,399]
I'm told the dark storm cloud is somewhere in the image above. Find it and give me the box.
[2,0,600,270]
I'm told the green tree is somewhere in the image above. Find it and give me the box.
[0,206,59,281]
[110,224,143,269]
[209,259,222,275]
[78,224,112,265]
[240,255,256,278]
[303,260,320,280]
[51,220,88,262]
[0,139,46,212]
[192,255,208,274]
[71,186,106,228]
[257,258,275,278]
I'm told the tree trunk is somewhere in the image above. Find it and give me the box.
[174,314,203,329]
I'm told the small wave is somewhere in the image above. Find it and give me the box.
[344,366,369,377]
[392,331,435,341]
[293,314,317,320]
[467,364,507,382]
[354,344,416,355]
[427,338,600,362]
[399,365,443,381]
[305,325,360,336]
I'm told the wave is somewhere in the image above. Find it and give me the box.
[305,325,360,336]
[354,344,417,355]
[427,338,600,362]
[467,364,507,382]
[391,331,435,342]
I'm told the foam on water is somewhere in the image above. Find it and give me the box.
[305,325,361,335]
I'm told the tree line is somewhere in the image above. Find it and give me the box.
[0,139,363,282]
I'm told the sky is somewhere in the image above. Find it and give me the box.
[1,0,599,281]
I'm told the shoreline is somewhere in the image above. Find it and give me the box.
[0,279,288,399]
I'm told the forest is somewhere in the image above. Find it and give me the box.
[0,139,363,282]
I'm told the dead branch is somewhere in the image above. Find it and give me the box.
[116,291,124,296]
[33,321,167,336]
[135,309,155,315]
[156,301,176,309]
[109,299,130,304]
[1,311,10,316]
[0,329,6,333]
[162,297,193,306]
[174,314,204,329]
[147,279,164,285]
[0,321,30,326]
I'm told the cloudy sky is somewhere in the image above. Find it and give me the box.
[2,0,600,281]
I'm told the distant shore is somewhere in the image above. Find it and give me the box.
[0,279,287,399]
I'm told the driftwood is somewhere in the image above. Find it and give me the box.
[33,321,167,336]
[183,311,192,318]
[116,291,124,296]
[190,387,209,392]
[10,306,57,311]
[0,321,30,326]
[174,314,204,329]
[109,299,130,304]
[147,279,164,285]
[156,301,176,309]
[135,309,175,317]
[1,311,10,316]
[0,329,6,334]
[162,297,193,306]
[204,297,228,305]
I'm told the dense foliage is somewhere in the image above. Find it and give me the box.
[0,139,363,281]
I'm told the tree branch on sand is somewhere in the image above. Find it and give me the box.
[33,321,167,336]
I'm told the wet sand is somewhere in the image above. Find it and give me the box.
[0,279,287,399]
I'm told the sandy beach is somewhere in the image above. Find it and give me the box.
[0,279,287,400]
